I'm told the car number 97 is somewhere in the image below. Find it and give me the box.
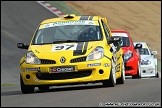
[51,43,78,51]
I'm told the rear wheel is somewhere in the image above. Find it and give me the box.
[102,59,116,87]
[132,69,141,79]
[20,75,34,94]
[116,59,125,84]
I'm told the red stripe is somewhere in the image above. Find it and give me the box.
[47,5,53,8]
[53,10,59,12]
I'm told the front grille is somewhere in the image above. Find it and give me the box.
[70,56,87,63]
[36,70,92,80]
[40,59,56,64]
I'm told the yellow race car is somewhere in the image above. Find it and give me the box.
[17,14,125,94]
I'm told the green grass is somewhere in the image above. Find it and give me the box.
[1,84,17,87]
[157,60,161,72]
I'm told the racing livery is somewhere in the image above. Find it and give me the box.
[133,42,158,78]
[111,30,142,79]
[17,14,125,94]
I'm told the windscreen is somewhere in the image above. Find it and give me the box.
[32,20,102,44]
[138,48,149,55]
[111,33,130,47]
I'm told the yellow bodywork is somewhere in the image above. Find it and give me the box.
[19,14,124,86]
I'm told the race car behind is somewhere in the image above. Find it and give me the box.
[133,42,158,78]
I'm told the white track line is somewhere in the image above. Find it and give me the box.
[36,1,64,17]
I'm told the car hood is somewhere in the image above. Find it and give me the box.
[28,41,105,59]
[121,47,132,54]
[140,55,153,61]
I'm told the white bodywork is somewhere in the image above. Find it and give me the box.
[133,42,158,77]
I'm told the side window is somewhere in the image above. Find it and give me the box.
[101,20,110,38]
[102,20,121,51]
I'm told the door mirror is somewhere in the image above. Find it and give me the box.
[107,36,121,44]
[134,43,142,49]
[151,51,157,55]
[17,43,29,49]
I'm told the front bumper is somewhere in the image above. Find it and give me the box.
[140,65,156,77]
[124,57,138,76]
[20,58,112,86]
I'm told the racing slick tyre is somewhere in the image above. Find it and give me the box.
[102,59,116,87]
[38,86,50,91]
[155,65,159,78]
[20,75,34,94]
[155,72,159,78]
[132,69,141,79]
[116,59,125,84]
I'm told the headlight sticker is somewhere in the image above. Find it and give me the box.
[87,63,101,67]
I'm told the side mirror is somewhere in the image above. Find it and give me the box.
[134,43,142,49]
[107,36,121,44]
[17,43,29,49]
[151,51,157,55]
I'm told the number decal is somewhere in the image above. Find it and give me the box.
[55,45,64,50]
[51,43,78,51]
[65,44,75,50]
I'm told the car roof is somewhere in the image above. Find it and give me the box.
[133,42,148,48]
[111,30,128,33]
[40,14,102,24]
[134,42,147,45]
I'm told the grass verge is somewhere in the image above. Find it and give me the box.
[1,84,17,87]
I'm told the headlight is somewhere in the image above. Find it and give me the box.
[141,59,151,65]
[25,51,41,64]
[124,50,133,62]
[86,46,104,61]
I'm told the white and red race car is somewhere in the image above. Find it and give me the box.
[133,42,158,78]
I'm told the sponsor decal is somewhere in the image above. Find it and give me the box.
[111,33,128,37]
[50,66,75,72]
[104,63,110,67]
[40,21,99,29]
[87,63,101,67]
[26,68,38,71]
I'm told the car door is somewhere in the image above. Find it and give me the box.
[101,19,121,72]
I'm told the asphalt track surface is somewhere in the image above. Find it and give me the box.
[1,1,161,107]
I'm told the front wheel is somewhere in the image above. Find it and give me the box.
[20,75,34,94]
[132,69,141,79]
[116,59,125,84]
[155,65,159,78]
[132,62,141,79]
[102,59,116,87]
